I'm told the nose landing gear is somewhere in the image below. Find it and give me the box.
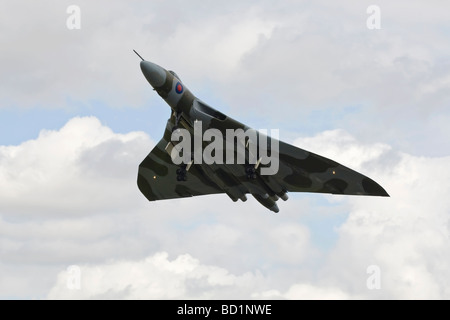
[245,165,257,180]
[172,111,183,133]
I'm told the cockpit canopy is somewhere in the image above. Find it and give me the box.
[169,70,181,81]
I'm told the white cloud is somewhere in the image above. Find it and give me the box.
[0,116,152,216]
[328,151,450,299]
[0,116,448,299]
[0,118,440,299]
[255,283,351,300]
[47,252,266,299]
[47,251,354,300]
[297,129,450,299]
[293,129,392,172]
[2,1,449,156]
[0,1,277,109]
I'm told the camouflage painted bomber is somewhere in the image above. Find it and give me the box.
[136,57,389,212]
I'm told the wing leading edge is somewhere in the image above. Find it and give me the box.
[271,140,389,197]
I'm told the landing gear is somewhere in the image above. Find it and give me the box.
[176,164,188,181]
[245,165,257,180]
[172,111,183,133]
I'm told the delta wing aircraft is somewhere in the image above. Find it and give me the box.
[134,51,389,213]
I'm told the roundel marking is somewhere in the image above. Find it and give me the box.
[175,82,184,94]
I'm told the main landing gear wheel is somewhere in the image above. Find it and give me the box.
[245,165,257,180]
[176,164,187,181]
[172,112,183,133]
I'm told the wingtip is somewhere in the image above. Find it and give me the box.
[362,177,390,197]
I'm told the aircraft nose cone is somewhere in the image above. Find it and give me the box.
[140,61,167,88]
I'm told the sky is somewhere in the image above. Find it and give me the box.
[1,0,450,299]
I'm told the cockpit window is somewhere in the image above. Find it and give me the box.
[195,101,227,121]
[169,70,180,81]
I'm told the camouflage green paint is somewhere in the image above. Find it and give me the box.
[136,58,389,213]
